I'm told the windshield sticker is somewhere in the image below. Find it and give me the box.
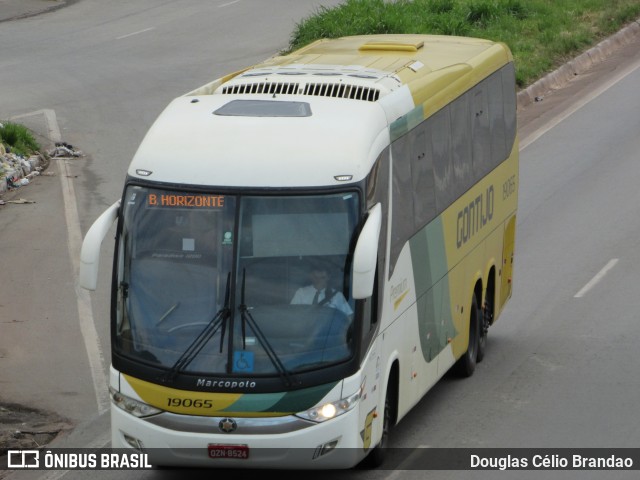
[182,238,195,251]
[233,351,254,373]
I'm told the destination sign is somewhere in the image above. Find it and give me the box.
[147,193,225,208]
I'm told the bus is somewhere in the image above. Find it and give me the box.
[80,33,518,469]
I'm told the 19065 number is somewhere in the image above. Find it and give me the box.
[167,397,213,408]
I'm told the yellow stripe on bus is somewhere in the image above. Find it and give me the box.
[123,374,285,417]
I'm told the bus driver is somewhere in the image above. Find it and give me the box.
[290,262,353,316]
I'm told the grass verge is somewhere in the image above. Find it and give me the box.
[0,121,40,157]
[288,0,640,88]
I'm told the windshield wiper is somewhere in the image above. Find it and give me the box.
[219,272,231,353]
[161,272,231,383]
[238,268,298,387]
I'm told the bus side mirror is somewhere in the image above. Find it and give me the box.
[352,203,382,299]
[80,201,120,291]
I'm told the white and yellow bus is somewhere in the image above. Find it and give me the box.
[81,33,518,469]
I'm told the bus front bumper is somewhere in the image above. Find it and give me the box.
[111,405,367,469]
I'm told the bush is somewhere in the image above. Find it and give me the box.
[0,122,40,157]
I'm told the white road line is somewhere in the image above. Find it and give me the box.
[36,428,111,480]
[116,27,155,40]
[385,444,430,479]
[10,109,61,142]
[10,111,109,415]
[219,0,241,7]
[574,258,619,298]
[46,109,110,414]
[520,55,640,151]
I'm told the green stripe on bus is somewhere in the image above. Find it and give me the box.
[410,218,457,363]
[220,391,287,412]
[221,382,338,413]
[390,105,424,142]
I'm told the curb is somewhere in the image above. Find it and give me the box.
[0,0,75,24]
[517,18,640,109]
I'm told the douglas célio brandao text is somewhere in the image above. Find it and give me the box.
[470,453,634,470]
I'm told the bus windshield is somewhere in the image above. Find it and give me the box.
[115,186,359,378]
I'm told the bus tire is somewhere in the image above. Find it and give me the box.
[454,294,480,377]
[360,386,391,469]
[477,294,491,363]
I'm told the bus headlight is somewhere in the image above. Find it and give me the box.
[297,382,363,423]
[109,387,162,418]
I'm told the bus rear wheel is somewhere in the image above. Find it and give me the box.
[477,295,491,363]
[454,294,480,377]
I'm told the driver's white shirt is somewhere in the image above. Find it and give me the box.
[290,285,353,316]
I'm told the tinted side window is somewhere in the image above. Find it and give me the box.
[502,63,517,155]
[411,123,436,229]
[472,86,491,178]
[450,92,473,197]
[431,106,454,213]
[390,134,413,276]
[488,71,507,165]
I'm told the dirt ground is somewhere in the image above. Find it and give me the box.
[1,149,69,461]
[0,401,72,457]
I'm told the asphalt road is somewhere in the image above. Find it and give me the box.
[0,0,345,421]
[0,0,346,458]
[2,1,640,479]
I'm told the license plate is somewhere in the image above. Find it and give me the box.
[208,444,249,459]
